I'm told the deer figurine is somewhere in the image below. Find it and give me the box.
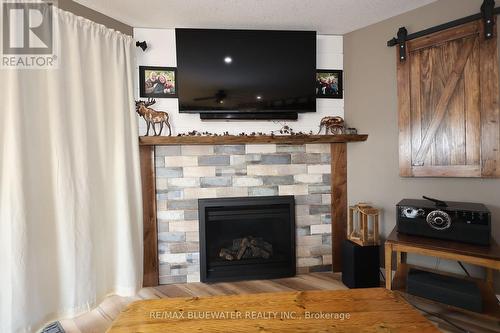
[318,116,345,135]
[135,98,172,136]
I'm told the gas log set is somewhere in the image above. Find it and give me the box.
[219,236,273,261]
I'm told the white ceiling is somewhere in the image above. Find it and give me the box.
[74,0,437,35]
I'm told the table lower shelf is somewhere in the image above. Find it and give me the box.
[392,263,500,320]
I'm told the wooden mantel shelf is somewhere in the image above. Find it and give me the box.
[139,134,368,146]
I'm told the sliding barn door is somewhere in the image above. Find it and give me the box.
[398,20,500,177]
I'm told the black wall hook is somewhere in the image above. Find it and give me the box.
[136,41,148,51]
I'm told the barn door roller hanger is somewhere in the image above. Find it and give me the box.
[387,0,499,62]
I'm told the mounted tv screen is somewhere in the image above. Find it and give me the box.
[175,29,316,119]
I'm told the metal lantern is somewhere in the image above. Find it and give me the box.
[347,203,380,246]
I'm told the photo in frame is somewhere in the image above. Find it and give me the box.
[139,66,177,98]
[316,70,343,99]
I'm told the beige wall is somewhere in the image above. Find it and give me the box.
[344,0,500,286]
[56,0,133,35]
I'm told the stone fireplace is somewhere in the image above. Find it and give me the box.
[199,196,296,282]
[155,143,332,284]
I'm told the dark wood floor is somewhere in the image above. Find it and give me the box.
[57,273,500,333]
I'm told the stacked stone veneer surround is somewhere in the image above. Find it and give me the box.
[155,144,332,284]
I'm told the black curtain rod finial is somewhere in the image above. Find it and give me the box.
[136,41,148,51]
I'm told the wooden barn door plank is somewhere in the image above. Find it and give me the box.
[428,45,448,166]
[409,20,479,52]
[419,48,435,166]
[464,40,481,166]
[398,46,412,176]
[479,20,500,177]
[446,40,466,166]
[410,52,422,164]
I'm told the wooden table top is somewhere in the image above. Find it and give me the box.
[107,288,439,332]
[386,228,500,261]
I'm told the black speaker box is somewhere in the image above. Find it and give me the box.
[407,268,483,313]
[341,239,380,288]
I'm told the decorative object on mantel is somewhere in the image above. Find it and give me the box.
[316,70,343,99]
[272,124,293,135]
[135,98,172,136]
[176,129,314,137]
[171,119,358,138]
[347,203,380,246]
[269,122,313,136]
[318,116,345,135]
[345,128,358,135]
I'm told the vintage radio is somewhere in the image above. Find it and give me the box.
[396,196,491,246]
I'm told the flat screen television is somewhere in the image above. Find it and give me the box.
[175,28,316,120]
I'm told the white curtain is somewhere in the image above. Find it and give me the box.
[0,8,143,332]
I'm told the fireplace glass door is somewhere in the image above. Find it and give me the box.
[199,196,296,282]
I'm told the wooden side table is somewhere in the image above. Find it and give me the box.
[384,227,500,318]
